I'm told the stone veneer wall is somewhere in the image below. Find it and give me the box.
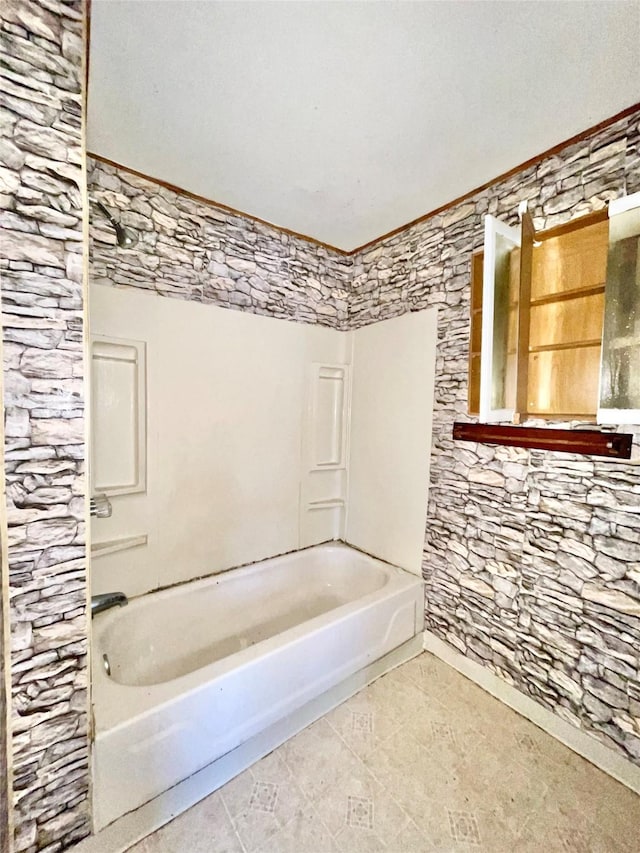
[88,158,352,329]
[1,1,89,851]
[1,554,9,853]
[349,108,640,765]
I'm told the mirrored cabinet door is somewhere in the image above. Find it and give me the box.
[598,191,640,424]
[479,215,520,423]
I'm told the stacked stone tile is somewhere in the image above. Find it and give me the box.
[88,159,352,330]
[348,109,640,766]
[0,570,7,853]
[1,1,89,851]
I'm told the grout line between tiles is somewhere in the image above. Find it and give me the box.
[219,784,249,853]
[320,697,425,847]
[269,749,338,852]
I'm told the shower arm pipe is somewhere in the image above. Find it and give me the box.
[92,198,139,249]
[95,200,119,228]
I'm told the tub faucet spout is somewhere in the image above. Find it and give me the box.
[91,592,128,618]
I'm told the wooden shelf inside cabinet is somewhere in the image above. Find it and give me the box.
[453,422,633,459]
[470,208,610,422]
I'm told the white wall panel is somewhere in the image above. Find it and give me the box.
[90,286,437,592]
[346,309,437,575]
[90,285,347,596]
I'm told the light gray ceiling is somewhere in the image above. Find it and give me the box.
[87,0,640,251]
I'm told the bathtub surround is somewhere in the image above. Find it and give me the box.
[89,284,352,598]
[0,1,89,851]
[347,310,437,574]
[88,158,352,330]
[90,282,436,591]
[349,108,640,767]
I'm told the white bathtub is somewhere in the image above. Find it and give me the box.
[92,543,423,830]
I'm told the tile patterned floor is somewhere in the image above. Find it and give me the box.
[127,652,640,853]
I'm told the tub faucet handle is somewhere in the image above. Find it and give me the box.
[90,494,112,518]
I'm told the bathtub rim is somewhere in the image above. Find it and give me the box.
[99,540,396,612]
[92,542,423,732]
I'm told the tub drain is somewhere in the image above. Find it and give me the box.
[102,653,111,677]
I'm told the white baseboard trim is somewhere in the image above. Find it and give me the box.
[423,630,640,796]
[70,635,423,853]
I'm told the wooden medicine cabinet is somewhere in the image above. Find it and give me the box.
[469,192,640,425]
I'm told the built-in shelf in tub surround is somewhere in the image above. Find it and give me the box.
[307,498,347,509]
[299,362,351,547]
[92,535,148,559]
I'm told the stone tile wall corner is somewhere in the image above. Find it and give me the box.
[1,0,90,850]
[347,106,640,769]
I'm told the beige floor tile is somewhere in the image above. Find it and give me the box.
[365,665,436,726]
[255,804,339,853]
[534,754,640,852]
[219,750,308,852]
[314,756,411,843]
[324,685,403,757]
[481,702,595,787]
[514,795,632,853]
[126,653,640,853]
[333,823,387,852]
[279,717,363,801]
[412,800,520,852]
[364,712,540,850]
[397,651,441,685]
[489,762,548,829]
[125,790,243,853]
[386,818,436,852]
[362,728,431,803]
[406,654,520,732]
[403,702,488,769]
[372,661,413,688]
